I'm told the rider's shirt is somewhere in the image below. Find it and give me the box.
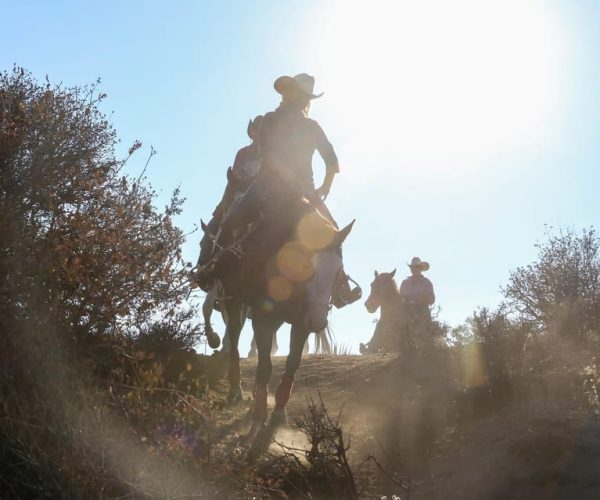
[212,142,260,220]
[399,275,435,306]
[258,103,339,194]
[231,142,261,189]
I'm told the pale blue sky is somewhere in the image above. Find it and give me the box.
[4,0,600,355]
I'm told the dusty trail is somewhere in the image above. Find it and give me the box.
[208,352,600,499]
[240,354,395,411]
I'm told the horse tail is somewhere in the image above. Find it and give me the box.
[318,325,335,355]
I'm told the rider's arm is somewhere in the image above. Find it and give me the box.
[424,279,435,306]
[313,122,339,200]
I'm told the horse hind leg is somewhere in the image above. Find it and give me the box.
[302,334,310,356]
[247,336,258,358]
[321,328,333,355]
[271,331,278,356]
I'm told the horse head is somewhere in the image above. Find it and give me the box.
[300,220,355,332]
[193,219,218,291]
[365,268,398,313]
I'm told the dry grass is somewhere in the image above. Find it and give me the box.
[2,322,600,499]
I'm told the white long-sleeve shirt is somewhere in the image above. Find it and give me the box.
[399,275,435,306]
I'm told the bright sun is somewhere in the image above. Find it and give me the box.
[314,0,564,178]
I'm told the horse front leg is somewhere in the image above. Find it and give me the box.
[250,316,282,423]
[247,336,258,358]
[271,323,310,429]
[246,316,282,456]
[224,297,245,404]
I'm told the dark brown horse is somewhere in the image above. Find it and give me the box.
[196,191,354,446]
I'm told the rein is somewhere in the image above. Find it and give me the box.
[192,217,263,277]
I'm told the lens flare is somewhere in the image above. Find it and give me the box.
[297,212,336,250]
[461,341,487,388]
[276,241,314,282]
[261,300,274,313]
[268,275,293,301]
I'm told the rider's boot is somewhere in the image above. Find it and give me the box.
[331,270,362,309]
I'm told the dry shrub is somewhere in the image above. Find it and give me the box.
[0,316,224,498]
[0,66,199,346]
[256,392,368,499]
[0,67,221,498]
[446,304,600,422]
[504,226,600,339]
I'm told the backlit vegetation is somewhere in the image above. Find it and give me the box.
[2,67,599,498]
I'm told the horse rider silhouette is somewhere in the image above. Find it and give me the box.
[196,73,360,307]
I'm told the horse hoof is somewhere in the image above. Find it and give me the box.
[247,422,271,461]
[269,407,288,429]
[206,329,221,349]
[247,421,266,443]
[227,386,244,405]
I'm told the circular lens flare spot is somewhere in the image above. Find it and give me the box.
[298,212,336,250]
[261,300,274,313]
[268,275,293,302]
[276,241,314,282]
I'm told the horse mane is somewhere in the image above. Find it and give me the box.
[377,272,402,301]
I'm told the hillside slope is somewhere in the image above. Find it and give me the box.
[227,353,600,499]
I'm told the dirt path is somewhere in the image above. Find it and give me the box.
[207,353,600,499]
[240,354,396,411]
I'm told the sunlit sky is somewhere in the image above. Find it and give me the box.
[4,0,600,355]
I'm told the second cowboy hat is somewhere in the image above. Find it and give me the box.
[408,257,430,271]
[274,73,324,99]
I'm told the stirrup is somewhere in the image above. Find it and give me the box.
[331,272,362,309]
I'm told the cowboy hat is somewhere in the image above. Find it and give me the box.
[247,115,263,139]
[408,257,430,271]
[274,73,324,99]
